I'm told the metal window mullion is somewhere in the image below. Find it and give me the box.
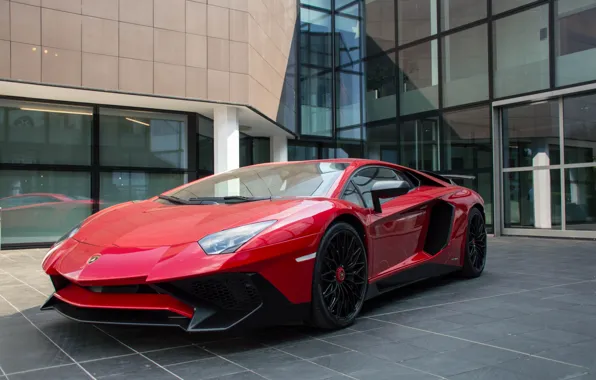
[492,105,503,236]
[559,96,566,230]
[91,105,100,215]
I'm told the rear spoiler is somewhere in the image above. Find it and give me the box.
[419,171,476,185]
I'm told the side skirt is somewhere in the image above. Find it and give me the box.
[365,263,460,300]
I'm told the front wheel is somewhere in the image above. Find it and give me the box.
[460,207,487,278]
[309,222,368,330]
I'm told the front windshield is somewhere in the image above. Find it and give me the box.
[168,162,349,200]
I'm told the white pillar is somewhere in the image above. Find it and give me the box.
[270,135,288,162]
[214,106,240,196]
[214,106,239,174]
[532,150,552,229]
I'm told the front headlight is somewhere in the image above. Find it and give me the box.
[198,220,276,255]
[42,224,81,265]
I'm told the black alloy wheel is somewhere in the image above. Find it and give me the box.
[310,222,368,329]
[461,207,487,278]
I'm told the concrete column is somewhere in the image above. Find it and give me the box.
[214,106,240,196]
[532,142,552,229]
[213,106,239,174]
[270,135,288,162]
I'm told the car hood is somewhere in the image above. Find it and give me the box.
[74,198,319,248]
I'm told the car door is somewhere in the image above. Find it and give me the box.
[345,166,432,278]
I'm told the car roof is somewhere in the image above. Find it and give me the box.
[248,158,407,170]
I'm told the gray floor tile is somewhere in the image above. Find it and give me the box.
[442,343,521,366]
[322,331,390,350]
[488,334,561,354]
[98,326,194,352]
[7,364,92,380]
[278,339,350,359]
[406,333,473,353]
[536,340,596,369]
[496,357,589,380]
[81,354,179,379]
[400,352,488,377]
[143,345,214,366]
[204,372,265,380]
[166,356,246,379]
[359,341,434,362]
[312,351,419,377]
[0,325,73,374]
[522,328,593,346]
[365,323,429,342]
[253,359,338,380]
[31,319,134,362]
[448,365,536,380]
[225,347,300,370]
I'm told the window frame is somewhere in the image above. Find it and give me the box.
[338,164,417,209]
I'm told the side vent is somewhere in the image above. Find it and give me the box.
[423,201,455,255]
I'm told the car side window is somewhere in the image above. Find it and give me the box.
[351,167,408,209]
[341,182,365,208]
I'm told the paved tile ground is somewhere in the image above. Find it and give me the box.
[1,237,596,379]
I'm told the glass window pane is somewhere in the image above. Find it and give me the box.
[300,7,333,137]
[365,0,395,54]
[502,100,560,168]
[399,40,439,115]
[100,172,186,209]
[442,24,489,107]
[442,107,493,227]
[398,0,436,45]
[0,170,91,244]
[556,0,596,86]
[365,122,398,163]
[440,0,486,31]
[563,94,596,165]
[0,100,92,165]
[288,144,319,161]
[400,116,440,170]
[253,138,271,164]
[337,66,363,131]
[493,5,550,98]
[493,0,536,15]
[337,141,362,158]
[365,52,397,122]
[443,107,492,171]
[197,116,214,174]
[99,108,188,169]
[503,169,562,230]
[565,167,596,231]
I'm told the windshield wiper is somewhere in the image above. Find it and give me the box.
[187,196,272,204]
[158,195,191,205]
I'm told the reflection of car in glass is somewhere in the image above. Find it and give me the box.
[0,193,96,236]
[41,159,487,332]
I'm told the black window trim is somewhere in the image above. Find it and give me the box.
[338,164,418,209]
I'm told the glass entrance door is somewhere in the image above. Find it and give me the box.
[498,92,596,238]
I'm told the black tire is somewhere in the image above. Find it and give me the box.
[460,207,487,278]
[309,222,368,330]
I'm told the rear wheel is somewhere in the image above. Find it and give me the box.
[310,222,368,330]
[460,207,487,278]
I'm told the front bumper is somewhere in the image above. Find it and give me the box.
[41,273,309,332]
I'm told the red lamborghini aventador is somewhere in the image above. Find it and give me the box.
[41,159,487,331]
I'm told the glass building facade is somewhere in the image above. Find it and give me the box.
[1,0,596,247]
[293,0,596,237]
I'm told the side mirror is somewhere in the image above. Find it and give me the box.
[371,180,410,213]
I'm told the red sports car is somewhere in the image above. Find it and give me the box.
[41,159,487,331]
